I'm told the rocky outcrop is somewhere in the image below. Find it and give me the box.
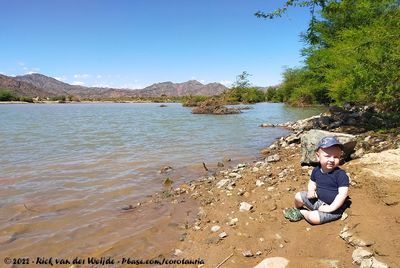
[261,104,398,132]
[300,130,357,165]
[192,99,241,115]
[347,148,400,182]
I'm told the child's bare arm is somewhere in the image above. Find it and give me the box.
[318,186,349,213]
[307,180,317,199]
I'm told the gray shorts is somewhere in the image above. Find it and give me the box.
[300,191,345,224]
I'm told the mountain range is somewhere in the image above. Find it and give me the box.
[0,73,228,99]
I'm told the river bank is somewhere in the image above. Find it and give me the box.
[148,108,400,268]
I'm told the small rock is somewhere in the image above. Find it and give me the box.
[341,212,348,221]
[352,247,373,265]
[256,180,265,187]
[254,257,289,268]
[216,179,231,189]
[218,232,227,238]
[242,250,253,257]
[239,202,253,212]
[174,249,183,256]
[160,166,173,173]
[278,169,288,178]
[211,225,221,232]
[267,186,275,192]
[306,228,311,232]
[121,204,135,211]
[217,162,224,167]
[256,251,263,256]
[382,196,399,206]
[266,154,280,163]
[229,218,238,226]
[252,167,260,172]
[197,207,207,219]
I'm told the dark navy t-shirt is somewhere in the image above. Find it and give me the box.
[311,166,349,204]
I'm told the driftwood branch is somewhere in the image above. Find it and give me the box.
[215,252,233,268]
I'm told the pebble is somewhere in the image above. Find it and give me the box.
[266,154,280,163]
[267,186,275,192]
[216,179,231,189]
[242,250,253,257]
[218,232,227,238]
[239,202,253,212]
[229,218,239,226]
[256,180,265,187]
[211,225,221,232]
[252,167,260,172]
[174,249,183,256]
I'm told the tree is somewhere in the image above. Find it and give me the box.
[256,0,400,111]
[228,71,266,103]
[232,71,252,89]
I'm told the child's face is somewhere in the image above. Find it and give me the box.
[316,146,342,172]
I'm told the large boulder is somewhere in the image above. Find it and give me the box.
[347,148,400,182]
[301,129,357,165]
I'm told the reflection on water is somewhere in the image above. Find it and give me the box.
[0,102,323,259]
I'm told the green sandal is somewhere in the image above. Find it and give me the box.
[284,208,304,222]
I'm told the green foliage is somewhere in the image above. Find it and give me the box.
[232,71,252,89]
[19,96,34,103]
[225,87,265,104]
[259,0,400,112]
[50,95,67,102]
[181,95,210,107]
[225,71,266,104]
[0,89,18,101]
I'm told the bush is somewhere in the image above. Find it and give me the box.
[0,89,18,101]
[19,96,34,103]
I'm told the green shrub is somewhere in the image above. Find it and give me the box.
[0,89,18,101]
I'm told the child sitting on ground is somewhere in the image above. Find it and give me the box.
[285,136,350,224]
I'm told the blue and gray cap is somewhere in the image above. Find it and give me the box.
[317,136,344,150]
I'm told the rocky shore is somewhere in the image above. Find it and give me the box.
[140,105,400,268]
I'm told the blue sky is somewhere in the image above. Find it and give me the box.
[1,0,311,89]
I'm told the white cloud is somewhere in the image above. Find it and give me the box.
[74,74,90,79]
[96,74,102,79]
[72,81,85,86]
[219,80,232,86]
[27,71,39,75]
[54,76,66,82]
[93,83,110,88]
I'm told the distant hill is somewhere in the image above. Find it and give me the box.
[1,73,228,99]
[0,74,53,97]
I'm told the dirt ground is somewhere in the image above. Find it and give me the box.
[170,143,400,268]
